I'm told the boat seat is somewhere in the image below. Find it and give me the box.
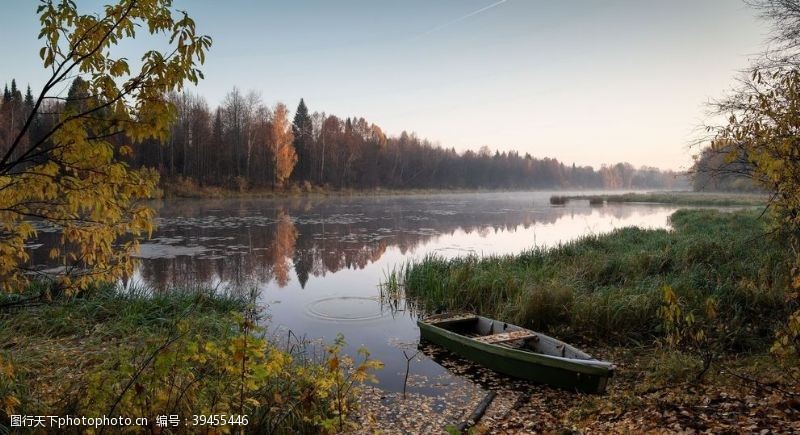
[426,314,479,325]
[474,330,537,344]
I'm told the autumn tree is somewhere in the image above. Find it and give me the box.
[707,0,800,358]
[0,0,211,292]
[267,102,297,187]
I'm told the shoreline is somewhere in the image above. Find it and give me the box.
[550,191,767,206]
[156,183,739,202]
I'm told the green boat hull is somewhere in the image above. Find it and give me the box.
[418,319,613,393]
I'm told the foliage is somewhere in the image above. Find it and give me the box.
[0,284,381,434]
[658,286,722,380]
[400,209,793,347]
[690,143,762,192]
[771,309,800,360]
[268,103,297,188]
[3,71,688,193]
[28,84,688,191]
[0,0,211,293]
[321,334,383,432]
[711,66,800,360]
[707,0,800,363]
[0,354,21,419]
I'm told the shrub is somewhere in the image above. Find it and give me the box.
[0,285,381,434]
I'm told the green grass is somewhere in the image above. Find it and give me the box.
[402,209,793,348]
[0,282,244,341]
[0,283,371,434]
[553,191,768,207]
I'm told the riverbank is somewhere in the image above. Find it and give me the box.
[353,345,799,433]
[0,284,379,433]
[158,176,509,199]
[386,208,800,432]
[159,176,701,201]
[401,209,790,344]
[550,191,768,206]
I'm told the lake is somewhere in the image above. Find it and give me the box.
[26,191,691,395]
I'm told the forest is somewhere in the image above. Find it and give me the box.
[0,78,685,192]
[2,0,800,432]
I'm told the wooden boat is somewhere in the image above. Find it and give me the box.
[418,314,615,393]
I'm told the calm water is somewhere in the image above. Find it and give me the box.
[27,191,691,394]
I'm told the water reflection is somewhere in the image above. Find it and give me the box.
[128,194,675,289]
[24,192,690,393]
[26,193,679,291]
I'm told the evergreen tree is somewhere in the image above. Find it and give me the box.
[10,79,20,103]
[1,84,9,148]
[6,80,24,153]
[25,85,45,147]
[65,77,89,112]
[23,86,34,110]
[292,98,313,182]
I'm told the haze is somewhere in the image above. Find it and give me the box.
[0,0,767,170]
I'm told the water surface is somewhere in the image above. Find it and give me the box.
[27,191,691,394]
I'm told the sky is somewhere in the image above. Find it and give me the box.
[0,0,769,170]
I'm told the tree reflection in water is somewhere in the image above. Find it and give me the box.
[22,193,678,291]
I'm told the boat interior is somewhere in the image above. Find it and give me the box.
[425,314,592,360]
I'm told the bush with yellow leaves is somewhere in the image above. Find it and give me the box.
[0,285,381,434]
[658,286,722,381]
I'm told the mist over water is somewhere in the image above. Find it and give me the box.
[26,191,689,393]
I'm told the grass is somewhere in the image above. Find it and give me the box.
[552,191,768,207]
[1,283,244,339]
[159,175,512,200]
[389,208,799,431]
[588,196,605,205]
[401,209,793,348]
[0,283,375,434]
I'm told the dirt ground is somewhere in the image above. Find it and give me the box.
[355,345,800,434]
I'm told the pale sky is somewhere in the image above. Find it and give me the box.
[0,1,768,170]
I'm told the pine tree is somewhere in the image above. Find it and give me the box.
[25,85,44,147]
[1,84,9,148]
[23,86,34,110]
[65,77,89,112]
[292,98,313,182]
[9,79,19,103]
[7,79,23,153]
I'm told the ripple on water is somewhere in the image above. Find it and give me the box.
[305,296,386,322]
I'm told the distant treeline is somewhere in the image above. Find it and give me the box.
[691,143,762,192]
[1,78,686,191]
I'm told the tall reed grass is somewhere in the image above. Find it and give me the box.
[401,210,792,348]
